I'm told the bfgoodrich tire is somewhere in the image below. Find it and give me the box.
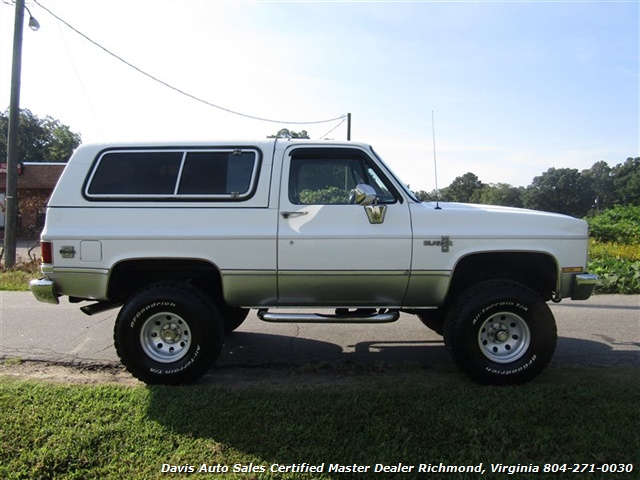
[114,282,224,385]
[443,280,557,385]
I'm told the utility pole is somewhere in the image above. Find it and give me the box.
[347,113,351,140]
[4,0,26,269]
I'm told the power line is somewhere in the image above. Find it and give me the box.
[51,1,105,138]
[33,0,347,126]
[320,116,347,139]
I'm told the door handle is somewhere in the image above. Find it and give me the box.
[281,211,309,219]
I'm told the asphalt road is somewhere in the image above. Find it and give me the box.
[0,292,638,371]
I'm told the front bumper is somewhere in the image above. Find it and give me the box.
[29,278,60,305]
[570,273,598,300]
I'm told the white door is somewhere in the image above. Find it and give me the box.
[277,146,412,307]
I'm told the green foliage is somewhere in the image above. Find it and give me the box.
[413,189,439,202]
[472,183,524,208]
[427,157,638,218]
[587,205,640,244]
[421,181,524,208]
[582,160,615,207]
[587,210,640,293]
[0,109,81,162]
[589,257,640,294]
[523,167,594,218]
[0,258,40,291]
[612,157,640,206]
[299,186,350,204]
[0,268,37,291]
[267,128,310,139]
[521,157,640,216]
[589,239,640,261]
[440,172,483,203]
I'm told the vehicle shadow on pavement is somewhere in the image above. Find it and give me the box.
[553,336,640,367]
[189,331,640,386]
[216,331,450,369]
[5,332,638,375]
[216,331,640,370]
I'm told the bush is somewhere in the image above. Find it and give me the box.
[589,239,640,262]
[589,257,640,294]
[587,205,640,244]
[586,206,640,293]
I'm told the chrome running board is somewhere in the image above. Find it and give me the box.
[257,308,399,324]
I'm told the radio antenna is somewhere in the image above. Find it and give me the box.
[431,110,442,210]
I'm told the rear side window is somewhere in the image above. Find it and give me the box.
[85,148,260,200]
[87,151,183,195]
[178,151,254,195]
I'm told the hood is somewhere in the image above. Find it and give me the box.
[416,202,588,239]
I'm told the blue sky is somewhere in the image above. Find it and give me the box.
[1,1,638,191]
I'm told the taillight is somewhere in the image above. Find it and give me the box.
[41,241,53,264]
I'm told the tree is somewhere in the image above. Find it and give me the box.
[414,189,440,202]
[441,172,484,203]
[0,109,81,162]
[582,160,614,210]
[523,167,595,217]
[611,157,640,206]
[415,157,638,212]
[267,128,310,139]
[472,183,524,208]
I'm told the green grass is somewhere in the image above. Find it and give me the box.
[0,260,39,291]
[1,368,639,480]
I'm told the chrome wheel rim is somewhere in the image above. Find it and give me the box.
[140,312,190,363]
[478,311,530,364]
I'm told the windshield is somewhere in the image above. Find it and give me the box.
[369,146,422,203]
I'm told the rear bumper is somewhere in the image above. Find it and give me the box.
[570,273,598,300]
[29,278,60,305]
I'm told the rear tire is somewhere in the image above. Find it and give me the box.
[443,280,557,385]
[114,282,224,384]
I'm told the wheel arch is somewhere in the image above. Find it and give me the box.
[447,251,558,302]
[107,258,224,303]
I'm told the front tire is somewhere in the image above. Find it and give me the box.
[114,282,224,384]
[443,280,557,385]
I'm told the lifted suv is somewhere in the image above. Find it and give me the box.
[31,139,597,384]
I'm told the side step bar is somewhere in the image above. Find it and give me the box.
[80,301,122,316]
[257,309,399,324]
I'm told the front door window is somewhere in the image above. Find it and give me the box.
[277,147,412,306]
